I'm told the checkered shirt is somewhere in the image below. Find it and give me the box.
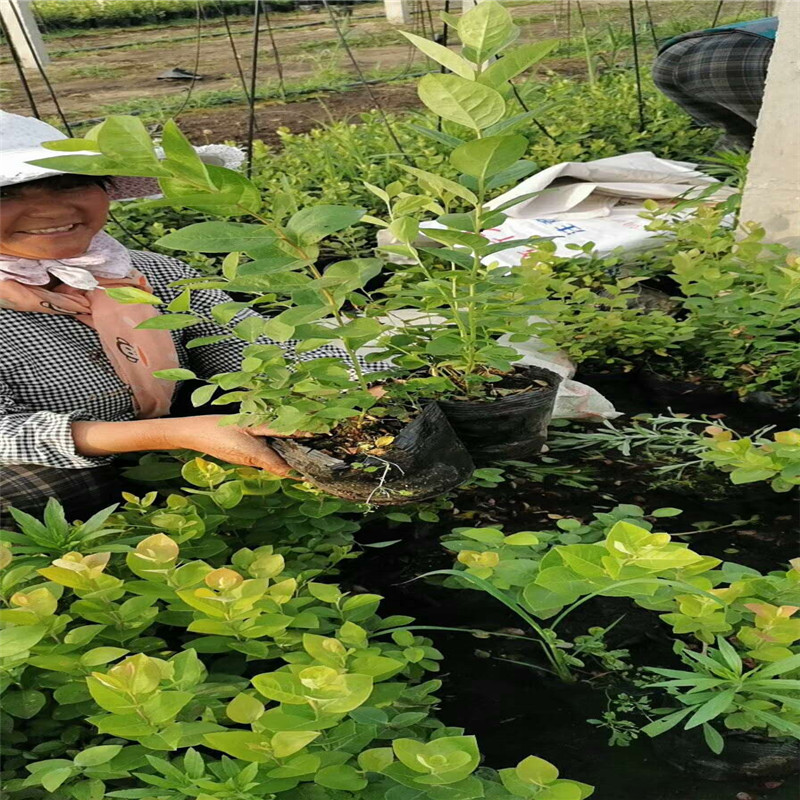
[652,29,773,148]
[0,250,380,469]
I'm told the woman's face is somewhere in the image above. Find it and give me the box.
[0,179,110,260]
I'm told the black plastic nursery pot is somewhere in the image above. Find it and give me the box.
[271,402,474,505]
[438,365,562,463]
[652,727,800,781]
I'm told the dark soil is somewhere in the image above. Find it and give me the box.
[174,83,423,146]
[462,367,555,402]
[306,414,405,463]
[342,372,798,800]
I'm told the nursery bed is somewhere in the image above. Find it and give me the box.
[344,376,798,800]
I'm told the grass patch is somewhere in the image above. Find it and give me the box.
[66,64,123,79]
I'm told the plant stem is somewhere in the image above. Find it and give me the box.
[418,569,576,681]
[464,177,487,377]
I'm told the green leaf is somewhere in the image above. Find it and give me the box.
[191,384,217,407]
[685,689,736,729]
[516,754,559,786]
[392,735,480,784]
[152,368,197,381]
[478,41,558,88]
[418,74,506,131]
[441,10,460,29]
[307,582,342,603]
[227,693,265,724]
[160,165,262,217]
[641,707,693,737]
[43,497,69,537]
[315,764,368,792]
[286,205,366,245]
[323,258,383,293]
[213,480,244,510]
[238,256,304,281]
[42,137,100,152]
[156,221,276,253]
[187,334,234,350]
[168,289,191,313]
[136,314,201,331]
[2,689,46,719]
[486,159,538,191]
[503,532,540,546]
[400,31,476,79]
[79,647,129,667]
[651,507,683,518]
[715,637,742,675]
[406,123,465,148]
[756,652,800,678]
[211,302,249,325]
[29,153,142,177]
[458,0,516,62]
[74,745,123,768]
[389,216,420,244]
[451,134,527,182]
[203,731,274,763]
[0,624,47,658]
[142,690,194,725]
[702,723,725,755]
[234,316,266,342]
[350,706,389,725]
[41,767,74,792]
[261,317,296,342]
[97,115,160,164]
[104,287,163,305]
[729,467,776,485]
[539,783,584,800]
[358,747,394,773]
[400,164,478,205]
[184,748,205,780]
[336,317,385,347]
[160,119,213,187]
[423,228,487,251]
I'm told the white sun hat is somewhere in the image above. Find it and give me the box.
[0,110,245,200]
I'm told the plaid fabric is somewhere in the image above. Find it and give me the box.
[0,462,121,522]
[652,31,773,149]
[1,250,384,469]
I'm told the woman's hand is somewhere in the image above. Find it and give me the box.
[72,415,297,477]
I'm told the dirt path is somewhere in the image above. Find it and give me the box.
[174,82,422,145]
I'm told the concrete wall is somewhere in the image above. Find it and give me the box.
[384,0,412,25]
[739,0,800,248]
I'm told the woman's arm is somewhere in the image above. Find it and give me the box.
[0,384,112,468]
[71,416,293,477]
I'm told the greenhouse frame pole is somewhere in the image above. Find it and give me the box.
[740,0,800,247]
[0,0,49,69]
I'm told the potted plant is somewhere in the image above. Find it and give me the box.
[32,118,473,505]
[361,1,563,461]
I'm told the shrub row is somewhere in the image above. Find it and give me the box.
[32,1,292,30]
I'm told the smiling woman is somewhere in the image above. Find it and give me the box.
[0,111,382,521]
[0,175,112,262]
